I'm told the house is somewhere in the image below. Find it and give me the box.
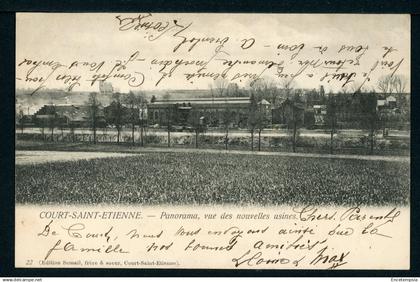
[103,102,141,126]
[272,98,305,126]
[16,114,35,127]
[377,95,397,110]
[34,104,106,127]
[377,99,386,110]
[386,96,397,108]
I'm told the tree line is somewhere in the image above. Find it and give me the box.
[16,74,409,155]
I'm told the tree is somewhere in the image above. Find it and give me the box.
[162,94,173,147]
[17,108,25,134]
[280,77,296,99]
[38,117,46,140]
[392,75,407,93]
[59,116,66,141]
[256,101,269,151]
[221,103,233,150]
[360,91,378,154]
[279,80,301,152]
[69,122,76,143]
[107,93,124,144]
[326,93,337,154]
[290,105,298,153]
[248,78,265,101]
[247,79,271,151]
[189,108,206,149]
[252,76,279,107]
[377,75,392,93]
[265,80,279,107]
[136,92,148,147]
[166,105,174,147]
[214,78,229,97]
[376,74,407,94]
[87,92,101,144]
[48,105,57,142]
[319,85,325,98]
[124,91,140,145]
[215,79,234,149]
[226,83,239,97]
[288,94,304,153]
[248,93,258,151]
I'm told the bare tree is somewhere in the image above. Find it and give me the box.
[212,78,231,149]
[69,122,76,143]
[59,117,66,141]
[17,108,25,134]
[247,78,275,151]
[392,75,407,93]
[221,103,232,150]
[137,92,148,147]
[124,91,140,145]
[214,77,229,97]
[360,92,378,154]
[377,74,407,96]
[107,92,124,144]
[87,92,101,144]
[166,106,173,147]
[279,77,296,99]
[226,83,239,97]
[278,80,301,152]
[290,105,298,153]
[162,93,172,147]
[252,76,279,106]
[256,102,269,151]
[265,79,279,106]
[39,118,46,141]
[326,93,337,154]
[48,105,57,142]
[287,94,304,153]
[248,93,258,151]
[377,75,394,93]
[189,108,205,149]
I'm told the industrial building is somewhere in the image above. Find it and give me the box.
[147,97,271,128]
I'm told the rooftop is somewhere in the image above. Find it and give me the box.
[151,97,270,106]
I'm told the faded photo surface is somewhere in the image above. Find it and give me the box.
[15,13,410,269]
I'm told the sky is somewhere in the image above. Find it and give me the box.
[16,13,410,93]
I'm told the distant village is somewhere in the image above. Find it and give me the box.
[16,80,410,133]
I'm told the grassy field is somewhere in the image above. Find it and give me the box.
[16,135,411,156]
[16,150,138,165]
[15,152,410,206]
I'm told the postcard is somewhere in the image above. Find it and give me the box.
[15,13,410,269]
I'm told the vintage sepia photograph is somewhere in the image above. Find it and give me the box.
[14,13,410,269]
